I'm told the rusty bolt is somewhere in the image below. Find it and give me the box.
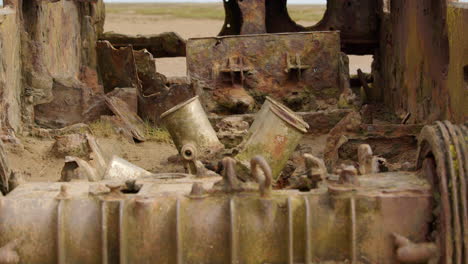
[56,184,70,200]
[338,164,359,185]
[189,182,207,197]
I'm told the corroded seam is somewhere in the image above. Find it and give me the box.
[287,197,293,264]
[101,201,108,264]
[304,196,312,264]
[176,198,182,264]
[119,200,126,264]
[350,197,357,264]
[57,200,66,264]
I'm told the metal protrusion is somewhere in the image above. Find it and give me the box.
[189,182,207,198]
[338,164,359,185]
[56,184,70,200]
[181,143,197,162]
[0,239,21,264]
[358,144,374,175]
[393,233,438,263]
[105,183,124,198]
[303,153,327,188]
[222,157,243,192]
[7,172,24,192]
[250,156,272,197]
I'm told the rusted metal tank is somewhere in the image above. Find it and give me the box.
[236,99,308,180]
[160,96,224,158]
[0,122,466,263]
[0,172,431,264]
[248,96,309,133]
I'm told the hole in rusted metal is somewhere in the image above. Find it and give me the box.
[121,180,142,194]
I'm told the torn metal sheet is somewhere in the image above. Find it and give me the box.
[96,41,141,93]
[103,156,153,181]
[100,31,186,58]
[187,32,342,113]
[104,96,146,142]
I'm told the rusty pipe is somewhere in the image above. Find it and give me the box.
[250,156,272,197]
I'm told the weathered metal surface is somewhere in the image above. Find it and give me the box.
[416,121,468,263]
[249,96,309,133]
[373,1,468,124]
[324,111,423,171]
[0,171,432,264]
[104,96,146,142]
[34,78,86,129]
[235,100,308,180]
[0,140,9,194]
[220,0,379,54]
[96,41,141,94]
[103,156,153,181]
[161,96,224,158]
[187,32,342,114]
[100,32,186,58]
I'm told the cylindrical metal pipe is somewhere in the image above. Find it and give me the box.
[160,96,224,158]
[249,96,309,133]
[235,101,308,180]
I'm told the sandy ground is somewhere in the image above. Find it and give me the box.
[104,14,372,77]
[6,135,181,182]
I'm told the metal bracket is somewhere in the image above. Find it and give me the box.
[219,56,252,87]
[285,53,310,81]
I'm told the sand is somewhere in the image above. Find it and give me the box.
[104,13,373,77]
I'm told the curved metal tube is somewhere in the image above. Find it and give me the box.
[222,157,241,192]
[250,156,272,197]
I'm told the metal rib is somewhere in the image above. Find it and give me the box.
[119,200,126,264]
[287,197,293,264]
[57,200,66,264]
[176,198,183,264]
[438,121,462,264]
[350,197,357,264]
[304,196,311,264]
[101,201,108,264]
[230,198,238,264]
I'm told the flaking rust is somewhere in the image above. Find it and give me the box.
[187,32,343,114]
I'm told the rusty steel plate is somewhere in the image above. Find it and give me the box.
[186,32,343,114]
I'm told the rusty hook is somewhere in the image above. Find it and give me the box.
[250,156,272,197]
[222,157,242,192]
